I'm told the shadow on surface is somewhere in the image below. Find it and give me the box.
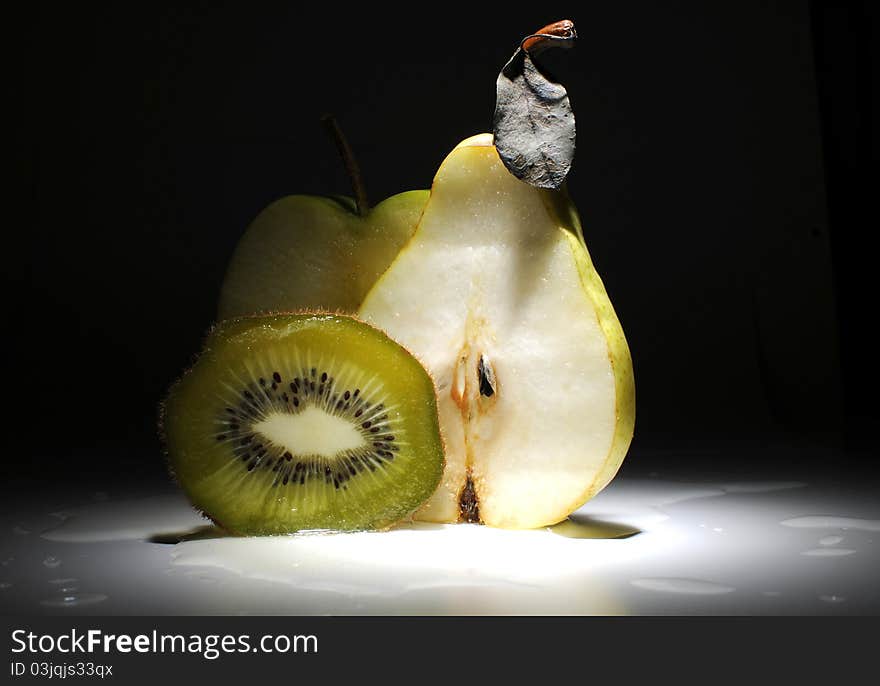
[149,525,227,544]
[549,514,641,539]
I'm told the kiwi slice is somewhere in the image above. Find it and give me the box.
[161,313,445,534]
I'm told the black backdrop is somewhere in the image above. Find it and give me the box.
[8,2,876,483]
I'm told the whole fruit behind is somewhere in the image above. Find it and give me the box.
[218,191,428,319]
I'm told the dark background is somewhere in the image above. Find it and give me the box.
[8,1,876,484]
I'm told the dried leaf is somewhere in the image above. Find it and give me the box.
[492,22,577,189]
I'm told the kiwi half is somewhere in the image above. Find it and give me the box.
[161,313,445,534]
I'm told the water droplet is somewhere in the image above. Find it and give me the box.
[630,577,736,595]
[761,591,782,597]
[42,556,61,569]
[780,516,880,532]
[42,495,219,543]
[1,558,12,567]
[184,571,219,584]
[819,594,846,604]
[48,578,77,585]
[40,593,108,608]
[819,535,843,546]
[801,548,856,557]
[12,525,30,536]
[92,491,110,502]
[0,582,12,590]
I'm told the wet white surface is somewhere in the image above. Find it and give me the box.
[1,473,878,615]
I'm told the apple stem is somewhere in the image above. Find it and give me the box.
[321,115,370,216]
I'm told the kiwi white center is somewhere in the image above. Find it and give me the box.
[253,406,366,456]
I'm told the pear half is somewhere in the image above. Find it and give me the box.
[359,134,634,529]
[219,190,428,319]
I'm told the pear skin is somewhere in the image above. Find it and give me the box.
[219,190,428,319]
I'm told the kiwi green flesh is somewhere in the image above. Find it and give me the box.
[163,314,445,535]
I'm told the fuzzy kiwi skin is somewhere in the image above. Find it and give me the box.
[159,312,446,535]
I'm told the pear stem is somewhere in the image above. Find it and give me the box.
[321,115,370,216]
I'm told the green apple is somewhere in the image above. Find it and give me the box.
[218,190,428,318]
[359,134,635,529]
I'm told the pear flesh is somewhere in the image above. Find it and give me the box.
[219,190,428,319]
[359,134,634,529]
